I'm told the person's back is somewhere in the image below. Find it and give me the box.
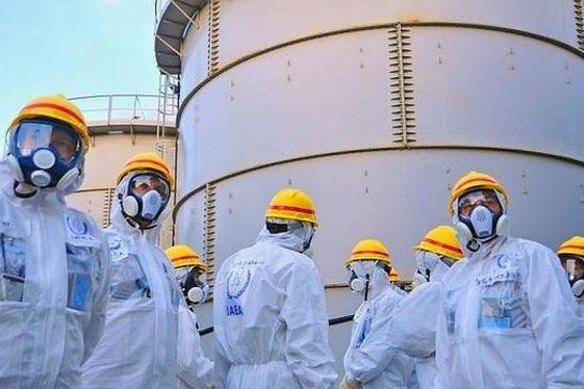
[0,95,110,388]
[83,153,181,388]
[213,188,337,389]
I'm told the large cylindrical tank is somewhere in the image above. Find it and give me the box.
[155,0,584,377]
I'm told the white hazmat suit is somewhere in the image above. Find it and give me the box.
[177,304,215,389]
[388,237,584,388]
[411,253,454,389]
[386,282,442,388]
[0,162,110,388]
[82,173,182,388]
[436,236,584,388]
[343,265,416,389]
[578,299,584,316]
[213,226,337,388]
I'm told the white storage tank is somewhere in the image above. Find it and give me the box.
[155,0,584,377]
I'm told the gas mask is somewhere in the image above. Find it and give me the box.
[120,173,170,228]
[6,119,84,190]
[175,266,209,305]
[413,250,455,286]
[347,261,388,301]
[454,189,509,252]
[562,256,584,299]
[348,270,368,295]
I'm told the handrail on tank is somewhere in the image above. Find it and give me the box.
[154,0,169,23]
[155,0,203,28]
[69,94,174,125]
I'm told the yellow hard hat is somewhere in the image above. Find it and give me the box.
[265,188,318,226]
[557,236,584,258]
[415,225,464,261]
[345,239,392,267]
[449,171,509,216]
[116,152,174,187]
[165,244,208,271]
[389,267,400,282]
[9,94,90,153]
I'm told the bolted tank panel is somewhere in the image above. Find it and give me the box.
[181,5,211,93]
[410,27,584,157]
[181,29,394,185]
[189,0,582,73]
[178,27,584,188]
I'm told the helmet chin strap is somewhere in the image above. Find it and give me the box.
[363,274,370,301]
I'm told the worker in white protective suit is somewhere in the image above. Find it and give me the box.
[412,225,463,288]
[409,225,463,388]
[82,152,183,388]
[213,188,337,389]
[340,239,416,389]
[0,95,110,388]
[167,244,215,389]
[434,171,584,387]
[556,236,584,315]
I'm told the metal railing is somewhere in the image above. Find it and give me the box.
[198,314,355,336]
[155,0,170,23]
[155,0,201,27]
[70,94,172,125]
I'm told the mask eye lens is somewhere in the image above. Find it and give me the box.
[15,122,52,157]
[482,192,500,211]
[458,199,473,218]
[561,256,584,280]
[130,174,170,198]
[14,121,81,162]
[458,190,502,218]
[50,127,80,162]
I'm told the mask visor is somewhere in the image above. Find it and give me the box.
[15,120,81,162]
[457,189,502,218]
[129,173,170,201]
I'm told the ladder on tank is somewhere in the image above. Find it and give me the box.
[156,73,180,247]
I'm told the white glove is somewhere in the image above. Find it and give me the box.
[339,376,362,389]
